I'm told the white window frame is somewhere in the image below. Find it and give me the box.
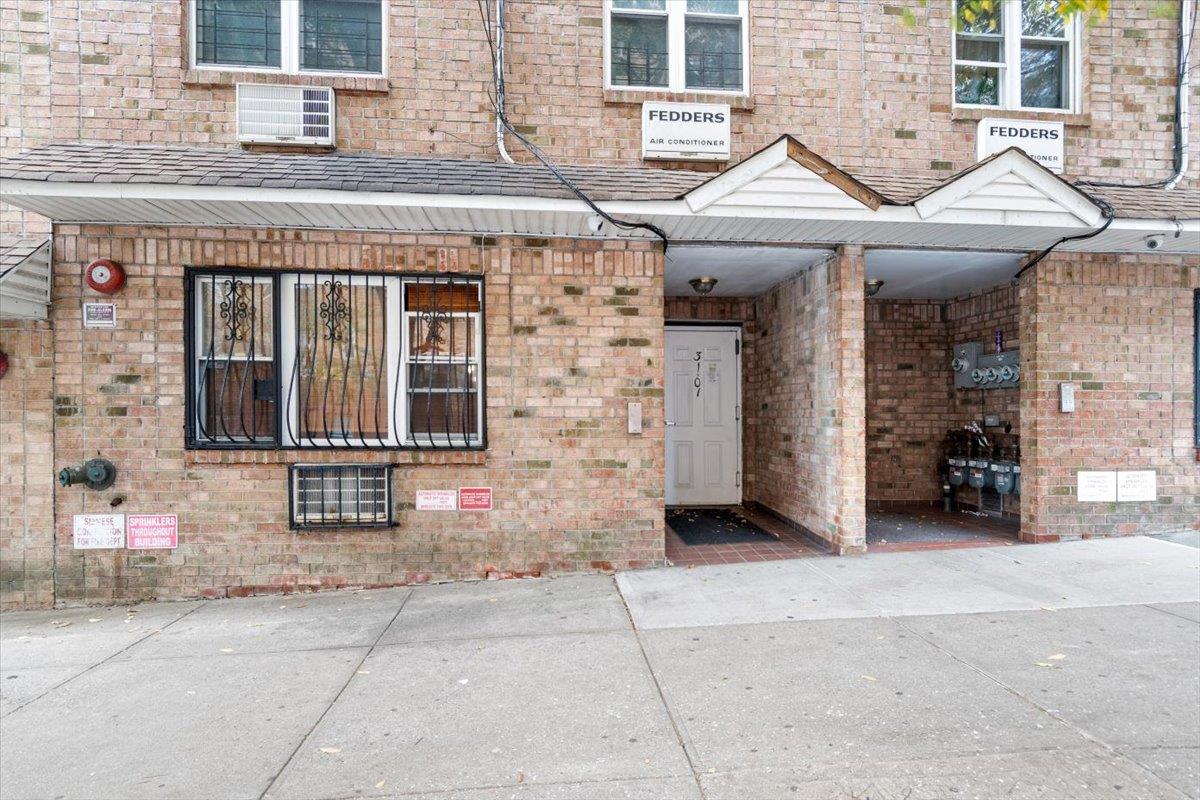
[951,0,1080,113]
[188,0,388,78]
[399,278,485,450]
[276,274,483,449]
[603,0,750,96]
[191,273,277,445]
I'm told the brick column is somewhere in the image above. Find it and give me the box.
[831,245,866,553]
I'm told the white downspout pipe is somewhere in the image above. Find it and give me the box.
[494,0,515,163]
[1166,0,1193,189]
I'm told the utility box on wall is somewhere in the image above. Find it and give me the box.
[952,341,1020,390]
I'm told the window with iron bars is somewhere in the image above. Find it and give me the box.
[191,0,384,76]
[289,463,394,529]
[186,270,484,450]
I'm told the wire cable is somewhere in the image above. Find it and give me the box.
[475,0,670,250]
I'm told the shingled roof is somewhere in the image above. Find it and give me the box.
[0,142,705,201]
[2,142,1197,220]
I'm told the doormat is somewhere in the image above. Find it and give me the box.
[666,508,778,546]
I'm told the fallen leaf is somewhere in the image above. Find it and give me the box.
[1047,653,1066,661]
[50,621,71,628]
[1034,662,1053,668]
[1039,606,1057,612]
[375,780,386,789]
[861,675,877,681]
[319,747,341,754]
[516,771,525,784]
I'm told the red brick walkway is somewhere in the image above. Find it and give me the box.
[665,504,1021,567]
[664,506,825,568]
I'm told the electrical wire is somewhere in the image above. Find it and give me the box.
[475,0,670,250]
[1013,193,1116,280]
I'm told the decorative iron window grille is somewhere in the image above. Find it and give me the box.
[289,463,394,529]
[185,269,485,450]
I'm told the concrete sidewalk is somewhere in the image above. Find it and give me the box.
[1,537,1198,800]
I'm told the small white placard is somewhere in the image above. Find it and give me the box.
[977,118,1064,174]
[415,490,457,511]
[83,302,117,328]
[642,102,731,162]
[73,513,126,549]
[1076,471,1117,502]
[1116,470,1157,502]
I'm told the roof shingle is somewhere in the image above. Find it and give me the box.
[2,142,1196,220]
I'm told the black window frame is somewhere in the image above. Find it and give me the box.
[184,267,487,452]
[288,463,395,530]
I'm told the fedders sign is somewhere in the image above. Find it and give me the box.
[642,102,731,162]
[977,118,1064,174]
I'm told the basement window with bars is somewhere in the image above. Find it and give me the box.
[289,464,394,528]
[186,270,484,450]
[191,0,384,76]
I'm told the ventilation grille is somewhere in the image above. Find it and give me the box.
[236,84,335,146]
[289,464,393,529]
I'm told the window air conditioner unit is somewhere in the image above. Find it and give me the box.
[236,84,335,146]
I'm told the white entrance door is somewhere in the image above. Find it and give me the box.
[665,326,741,506]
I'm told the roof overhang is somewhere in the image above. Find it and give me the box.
[0,238,51,320]
[2,138,1197,256]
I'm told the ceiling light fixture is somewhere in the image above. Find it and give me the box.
[688,277,718,295]
[864,279,885,298]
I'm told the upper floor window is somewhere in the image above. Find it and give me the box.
[192,0,384,76]
[953,0,1077,111]
[606,0,749,94]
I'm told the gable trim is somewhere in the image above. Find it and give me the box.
[912,147,1104,226]
[683,136,886,214]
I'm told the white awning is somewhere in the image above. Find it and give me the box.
[0,238,51,320]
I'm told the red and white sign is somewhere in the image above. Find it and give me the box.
[126,514,178,549]
[415,490,457,511]
[73,514,125,549]
[458,487,493,511]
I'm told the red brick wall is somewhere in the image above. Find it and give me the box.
[865,285,1022,511]
[3,1,1196,234]
[1020,253,1199,540]
[44,226,665,605]
[747,247,865,553]
[947,284,1021,439]
[0,319,55,609]
[865,299,950,505]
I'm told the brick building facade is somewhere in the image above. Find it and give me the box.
[1,0,1197,608]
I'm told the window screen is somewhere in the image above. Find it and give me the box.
[194,0,282,69]
[299,0,384,74]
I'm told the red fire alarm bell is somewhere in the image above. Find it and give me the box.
[85,259,125,294]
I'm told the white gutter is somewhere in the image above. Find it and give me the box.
[1166,0,1193,190]
[493,0,514,164]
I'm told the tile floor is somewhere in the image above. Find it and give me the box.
[664,506,825,567]
[664,503,1020,566]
